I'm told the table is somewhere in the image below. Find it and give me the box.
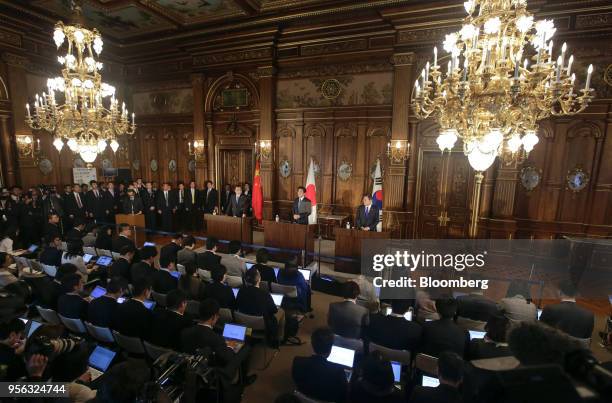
[115,213,145,245]
[263,220,316,265]
[334,227,391,274]
[317,214,349,239]
[204,214,253,245]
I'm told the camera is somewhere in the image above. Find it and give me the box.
[24,335,83,363]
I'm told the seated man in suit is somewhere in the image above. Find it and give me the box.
[498,279,538,323]
[39,234,63,268]
[220,240,246,277]
[64,218,86,244]
[236,268,285,347]
[225,185,247,218]
[177,236,197,268]
[36,263,78,310]
[456,282,500,324]
[121,188,143,215]
[57,273,88,320]
[355,194,379,231]
[44,213,62,242]
[292,326,348,403]
[160,233,183,265]
[149,289,193,350]
[111,277,153,339]
[87,277,124,328]
[468,314,512,360]
[408,351,463,403]
[367,299,421,351]
[108,245,135,283]
[202,265,235,309]
[181,298,256,387]
[540,279,595,339]
[292,186,311,224]
[112,223,135,253]
[130,246,157,285]
[252,248,277,285]
[327,281,369,339]
[152,255,179,294]
[421,298,470,358]
[196,237,222,270]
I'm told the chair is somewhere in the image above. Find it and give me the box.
[151,291,167,307]
[177,264,186,275]
[271,283,298,298]
[369,342,412,366]
[98,249,113,257]
[225,275,243,288]
[414,353,438,377]
[333,333,364,353]
[41,264,57,278]
[218,308,233,324]
[36,306,61,325]
[294,390,334,403]
[83,247,97,256]
[234,311,276,369]
[144,341,173,361]
[260,281,269,293]
[111,252,121,261]
[197,269,212,283]
[185,300,200,317]
[58,314,87,334]
[456,316,486,331]
[84,322,115,344]
[112,330,145,355]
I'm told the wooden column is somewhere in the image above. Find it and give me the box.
[0,113,17,187]
[191,73,208,186]
[258,66,276,220]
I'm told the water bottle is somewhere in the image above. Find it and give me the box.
[275,214,280,223]
[405,307,414,321]
[346,221,351,229]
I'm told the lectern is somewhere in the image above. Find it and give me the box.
[334,228,391,274]
[204,214,253,245]
[115,213,145,246]
[263,220,315,265]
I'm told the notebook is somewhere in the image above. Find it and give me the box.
[327,345,355,368]
[83,254,94,264]
[90,286,107,299]
[422,375,440,387]
[96,256,113,266]
[88,346,116,381]
[298,269,311,281]
[223,323,247,353]
[469,330,486,340]
[271,293,284,307]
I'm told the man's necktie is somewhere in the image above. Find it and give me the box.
[76,193,82,208]
[366,206,369,216]
[192,190,195,204]
[165,192,168,207]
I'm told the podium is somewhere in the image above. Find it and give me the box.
[334,228,391,274]
[204,214,253,245]
[263,220,315,265]
[115,214,145,245]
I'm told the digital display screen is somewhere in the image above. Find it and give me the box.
[422,376,440,387]
[298,269,311,281]
[327,346,355,368]
[469,330,486,340]
[391,361,401,383]
[89,346,116,372]
[90,286,107,299]
[83,254,94,263]
[537,309,542,319]
[28,244,38,253]
[245,262,254,270]
[271,293,284,307]
[223,324,247,341]
[143,300,155,310]
[232,288,239,298]
[96,256,112,266]
[27,320,42,338]
[143,242,156,247]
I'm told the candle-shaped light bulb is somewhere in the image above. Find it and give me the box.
[463,58,468,81]
[395,140,401,149]
[425,62,430,82]
[132,112,135,124]
[548,40,553,64]
[523,59,528,70]
[448,60,452,76]
[433,46,438,67]
[514,56,519,78]
[567,55,573,75]
[585,64,593,90]
[26,103,30,117]
[556,56,562,82]
[560,42,567,67]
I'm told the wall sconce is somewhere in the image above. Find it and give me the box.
[387,139,410,163]
[255,139,272,161]
[188,140,205,160]
[16,135,40,160]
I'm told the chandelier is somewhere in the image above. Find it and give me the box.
[412,0,594,172]
[25,4,135,164]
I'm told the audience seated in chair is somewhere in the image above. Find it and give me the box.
[149,289,193,350]
[196,237,222,270]
[160,233,183,264]
[252,248,277,286]
[456,283,500,324]
[0,318,27,381]
[57,273,88,320]
[111,223,135,254]
[277,262,310,313]
[178,262,205,301]
[468,314,513,360]
[108,245,135,283]
[202,265,236,310]
[327,281,369,339]
[177,235,197,267]
[221,240,246,277]
[408,351,463,403]
[95,225,114,252]
[61,241,92,279]
[36,263,79,310]
[540,279,594,339]
[87,277,125,328]
[367,299,421,351]
[0,252,18,289]
[111,277,153,339]
[421,298,470,358]
[130,246,157,285]
[292,326,348,403]
[498,280,538,323]
[348,351,404,403]
[152,255,179,294]
[49,342,96,402]
[39,235,63,268]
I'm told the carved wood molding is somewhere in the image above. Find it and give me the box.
[277,62,392,79]
[194,47,273,66]
[304,122,327,138]
[276,122,296,138]
[566,120,603,139]
[390,52,415,66]
[301,38,367,57]
[366,125,391,137]
[334,122,358,137]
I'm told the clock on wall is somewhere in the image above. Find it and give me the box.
[279,159,292,178]
[566,167,589,193]
[519,166,541,192]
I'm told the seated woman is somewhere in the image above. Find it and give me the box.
[0,226,19,254]
[277,262,310,312]
[468,314,513,360]
[61,241,93,280]
[178,263,205,301]
[94,226,114,252]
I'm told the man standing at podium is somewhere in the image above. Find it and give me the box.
[355,194,379,231]
[292,186,311,225]
[123,189,143,215]
[226,185,247,218]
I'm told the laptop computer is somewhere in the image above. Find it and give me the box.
[27,244,38,253]
[90,286,107,299]
[245,262,255,270]
[170,271,181,279]
[298,269,311,281]
[117,297,125,304]
[83,254,94,264]
[222,323,247,352]
[271,293,284,307]
[232,288,239,298]
[327,345,356,381]
[273,267,280,278]
[469,330,486,340]
[391,361,401,383]
[143,300,156,310]
[143,242,156,247]
[88,346,116,381]
[422,375,440,387]
[537,309,542,320]
[25,320,42,339]
[96,256,113,267]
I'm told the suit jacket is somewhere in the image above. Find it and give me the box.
[456,294,500,323]
[292,355,348,403]
[140,189,157,211]
[177,248,197,267]
[149,309,193,350]
[57,293,89,320]
[160,242,182,264]
[184,188,202,212]
[112,235,135,254]
[226,194,247,217]
[203,188,218,214]
[220,190,233,213]
[219,253,246,277]
[111,299,153,339]
[156,190,178,212]
[421,318,470,358]
[367,313,422,351]
[109,258,131,282]
[327,300,369,339]
[355,204,379,231]
[153,269,178,294]
[196,251,222,270]
[85,190,107,219]
[130,262,157,285]
[87,295,118,328]
[64,192,86,219]
[292,197,312,224]
[174,188,187,210]
[181,324,235,366]
[499,296,537,323]
[408,385,462,403]
[236,285,277,318]
[39,247,62,267]
[44,223,62,241]
[540,301,594,339]
[202,281,236,310]
[42,194,64,218]
[121,198,143,215]
[103,189,120,215]
[253,263,277,285]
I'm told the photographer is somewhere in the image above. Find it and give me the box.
[0,318,26,381]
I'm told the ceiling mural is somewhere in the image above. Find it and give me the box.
[150,0,243,22]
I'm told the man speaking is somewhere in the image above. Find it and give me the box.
[292,186,311,225]
[226,185,247,218]
[355,194,379,231]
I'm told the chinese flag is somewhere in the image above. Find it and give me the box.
[252,158,263,221]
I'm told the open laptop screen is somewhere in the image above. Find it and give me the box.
[327,346,355,368]
[391,361,401,383]
[469,330,486,340]
[27,244,38,253]
[298,269,311,281]
[89,346,116,372]
[232,288,239,298]
[143,300,156,310]
[245,262,255,270]
[96,256,113,266]
[27,320,42,338]
[90,286,107,299]
[422,376,440,387]
[271,293,284,307]
[273,267,280,278]
[143,242,156,247]
[537,309,542,320]
[83,254,94,264]
[223,324,247,342]
[170,271,181,279]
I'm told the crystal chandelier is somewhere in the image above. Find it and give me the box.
[412,0,594,172]
[25,3,135,164]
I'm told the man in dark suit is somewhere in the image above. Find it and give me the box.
[130,246,157,285]
[157,182,177,232]
[160,234,182,264]
[152,255,179,294]
[112,223,136,253]
[174,182,187,231]
[196,237,222,270]
[87,277,124,328]
[226,185,247,218]
[177,236,197,268]
[41,187,64,227]
[39,235,63,267]
[252,248,277,286]
[111,277,154,339]
[141,182,157,231]
[421,298,470,358]
[64,218,86,244]
[63,184,86,229]
[456,284,500,323]
[367,299,421,351]
[57,273,88,320]
[44,213,63,241]
[85,180,109,223]
[408,351,463,403]
[243,182,252,217]
[103,181,120,223]
[34,263,78,310]
[109,245,135,283]
[202,265,236,310]
[121,189,143,215]
[220,184,232,214]
[292,186,311,224]
[327,281,369,339]
[355,194,379,231]
[292,327,348,403]
[540,280,594,339]
[149,290,193,350]
[184,181,202,231]
[203,180,218,214]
